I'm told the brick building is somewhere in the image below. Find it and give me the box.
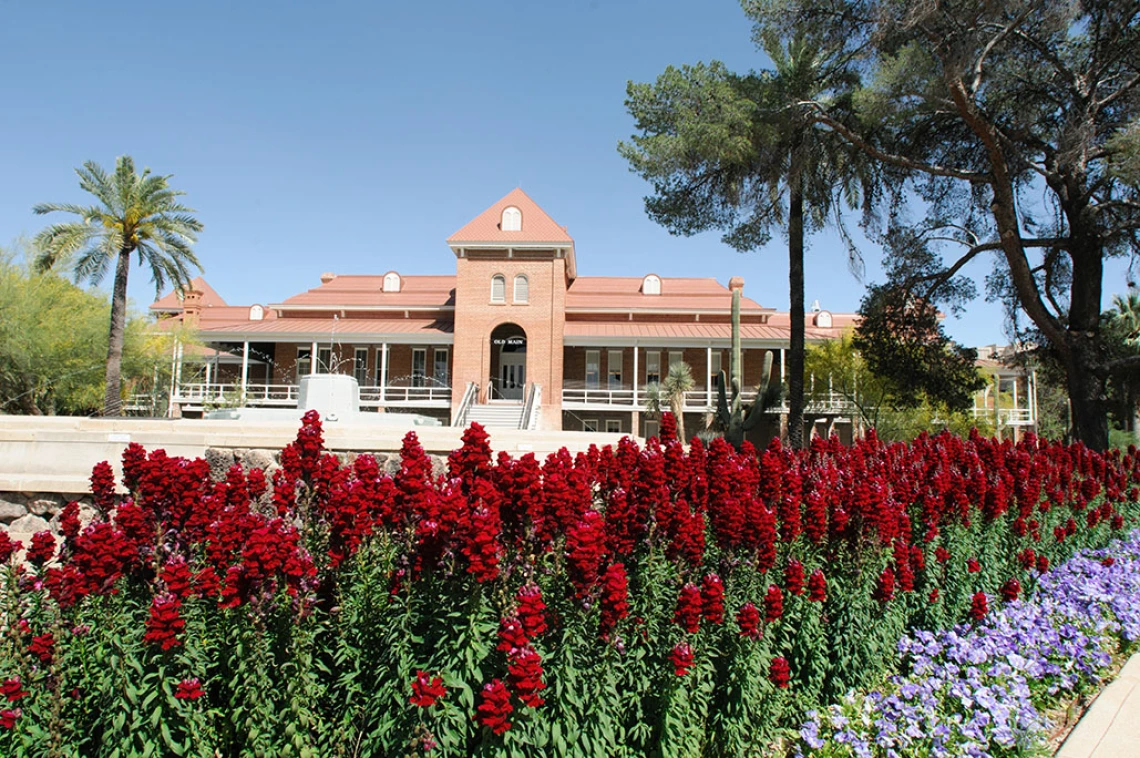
[153,189,857,436]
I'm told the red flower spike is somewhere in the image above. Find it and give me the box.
[873,567,895,603]
[410,670,446,707]
[1000,578,1021,602]
[784,560,805,596]
[671,642,694,676]
[769,656,791,689]
[29,633,54,664]
[143,594,186,651]
[475,679,513,734]
[736,603,761,640]
[1,678,27,702]
[515,584,548,639]
[507,647,546,707]
[968,591,989,622]
[0,708,20,729]
[27,531,56,567]
[174,678,204,701]
[0,532,20,564]
[764,584,784,623]
[674,583,703,633]
[496,616,528,655]
[966,558,981,573]
[599,562,630,637]
[700,573,726,624]
[807,568,827,603]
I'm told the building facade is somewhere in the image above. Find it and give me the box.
[152,189,865,437]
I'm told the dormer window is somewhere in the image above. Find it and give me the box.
[383,272,401,292]
[814,310,833,328]
[491,274,506,303]
[642,274,661,295]
[501,206,522,231]
[249,304,264,321]
[514,275,529,303]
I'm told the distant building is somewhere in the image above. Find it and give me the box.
[973,345,1039,440]
[152,189,858,437]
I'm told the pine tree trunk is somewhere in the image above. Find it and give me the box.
[787,165,806,450]
[103,247,131,417]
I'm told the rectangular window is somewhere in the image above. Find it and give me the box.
[433,348,449,387]
[711,351,722,389]
[585,350,600,389]
[296,347,311,381]
[608,350,622,390]
[514,275,528,303]
[644,420,660,439]
[646,350,661,384]
[317,347,332,374]
[668,351,684,373]
[412,348,427,388]
[583,418,599,432]
[605,419,621,433]
[354,348,369,385]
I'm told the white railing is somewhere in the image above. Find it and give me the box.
[769,392,859,415]
[561,387,757,410]
[973,407,1034,425]
[174,382,450,408]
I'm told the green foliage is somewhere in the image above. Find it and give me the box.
[33,156,202,416]
[643,362,696,440]
[0,243,172,415]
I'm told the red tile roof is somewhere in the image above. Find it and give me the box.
[566,277,769,312]
[150,277,227,312]
[274,275,456,309]
[447,188,574,245]
[189,317,452,340]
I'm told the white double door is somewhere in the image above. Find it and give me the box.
[499,352,526,400]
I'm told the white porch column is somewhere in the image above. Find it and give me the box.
[204,358,211,388]
[632,343,640,436]
[310,341,319,374]
[380,342,388,402]
[240,341,250,402]
[632,343,639,398]
[706,345,713,407]
[780,348,786,385]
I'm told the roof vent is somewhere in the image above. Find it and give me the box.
[320,272,336,284]
[811,299,821,312]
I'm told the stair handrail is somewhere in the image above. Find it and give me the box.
[454,381,478,427]
[520,383,541,430]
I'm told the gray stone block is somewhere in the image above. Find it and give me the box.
[29,495,65,517]
[0,499,27,523]
[8,514,50,534]
[244,449,277,472]
[204,448,236,482]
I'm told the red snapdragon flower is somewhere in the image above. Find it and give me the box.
[1000,578,1022,602]
[143,595,186,651]
[736,603,761,640]
[929,588,940,604]
[784,560,805,596]
[475,679,513,734]
[599,562,630,637]
[1,678,27,702]
[0,709,19,729]
[515,584,547,639]
[701,573,725,624]
[966,558,981,573]
[507,648,546,707]
[674,583,703,633]
[671,642,694,676]
[807,568,827,603]
[0,533,20,564]
[27,531,55,567]
[1036,555,1050,573]
[410,671,446,707]
[764,585,784,623]
[769,656,791,689]
[935,546,950,563]
[175,678,204,701]
[873,567,895,603]
[496,616,528,655]
[968,591,989,621]
[29,633,54,664]
[1102,557,1116,567]
[90,460,117,514]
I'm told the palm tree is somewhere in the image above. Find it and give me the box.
[1111,292,1140,347]
[644,361,696,441]
[34,157,203,416]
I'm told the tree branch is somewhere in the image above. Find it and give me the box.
[971,8,1037,96]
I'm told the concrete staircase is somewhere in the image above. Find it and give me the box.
[464,403,525,429]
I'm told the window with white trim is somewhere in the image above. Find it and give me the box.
[491,274,506,303]
[317,348,332,374]
[668,351,684,373]
[711,351,722,389]
[514,275,528,303]
[585,350,600,389]
[354,348,369,385]
[583,419,599,432]
[644,420,660,439]
[296,347,311,381]
[412,348,427,388]
[433,348,449,386]
[646,351,661,384]
[501,206,521,231]
[249,304,264,321]
[606,419,621,433]
[608,350,623,390]
[642,274,661,295]
[383,272,401,292]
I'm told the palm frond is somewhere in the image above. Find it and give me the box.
[32,223,94,272]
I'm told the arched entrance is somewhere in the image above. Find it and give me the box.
[490,323,526,400]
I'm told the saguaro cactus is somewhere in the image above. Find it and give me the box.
[714,279,779,450]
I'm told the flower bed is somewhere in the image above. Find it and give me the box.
[795,536,1140,757]
[1,413,1138,757]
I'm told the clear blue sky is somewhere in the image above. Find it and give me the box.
[0,0,1130,348]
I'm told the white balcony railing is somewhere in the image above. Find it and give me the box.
[173,382,451,409]
[972,407,1035,425]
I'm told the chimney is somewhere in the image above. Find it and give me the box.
[320,272,336,284]
[728,276,745,292]
[182,288,203,328]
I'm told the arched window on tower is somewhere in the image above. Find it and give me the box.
[491,274,506,303]
[514,275,529,303]
[501,206,522,231]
